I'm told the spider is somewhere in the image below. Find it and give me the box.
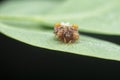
[54,22,79,43]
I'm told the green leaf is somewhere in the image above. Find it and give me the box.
[0,0,120,61]
[48,0,120,35]
[0,0,120,35]
[0,0,63,15]
[0,23,120,61]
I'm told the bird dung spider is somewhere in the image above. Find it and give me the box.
[54,22,79,43]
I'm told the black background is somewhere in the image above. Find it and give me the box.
[0,0,120,79]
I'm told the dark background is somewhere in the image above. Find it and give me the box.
[0,0,120,79]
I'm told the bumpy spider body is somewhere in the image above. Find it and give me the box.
[54,22,79,43]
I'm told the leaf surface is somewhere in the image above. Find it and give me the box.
[0,23,120,61]
[0,0,120,35]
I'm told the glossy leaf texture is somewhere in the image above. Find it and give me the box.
[0,23,120,61]
[0,0,120,35]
